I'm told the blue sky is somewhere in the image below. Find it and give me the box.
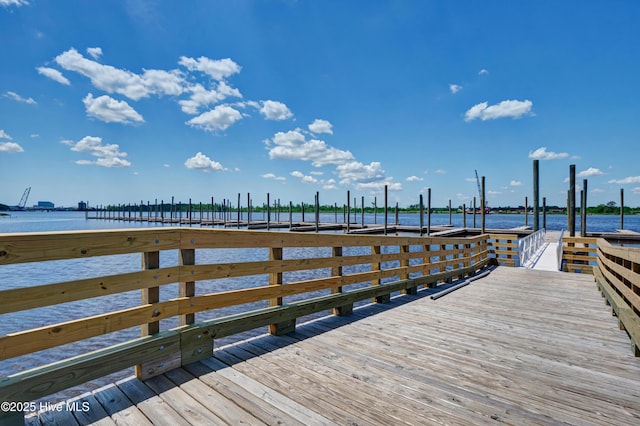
[1,0,639,209]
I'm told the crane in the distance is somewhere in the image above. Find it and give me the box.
[13,187,31,210]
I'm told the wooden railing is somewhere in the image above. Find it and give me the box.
[0,227,497,420]
[560,236,599,274]
[487,233,519,267]
[593,239,640,356]
[562,236,640,356]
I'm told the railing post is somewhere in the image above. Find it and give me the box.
[269,247,295,335]
[331,246,352,315]
[141,251,160,336]
[136,250,180,380]
[400,244,417,295]
[179,249,195,326]
[371,245,390,303]
[441,243,452,283]
[423,242,435,288]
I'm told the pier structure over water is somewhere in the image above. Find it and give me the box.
[1,227,639,425]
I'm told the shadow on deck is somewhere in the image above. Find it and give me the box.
[27,267,640,425]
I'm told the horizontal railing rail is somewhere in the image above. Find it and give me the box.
[0,227,496,416]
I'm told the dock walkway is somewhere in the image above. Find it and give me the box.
[29,267,640,425]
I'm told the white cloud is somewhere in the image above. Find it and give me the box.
[178,56,241,80]
[406,176,423,182]
[528,147,570,160]
[336,161,385,186]
[435,169,446,174]
[37,67,71,85]
[291,170,318,184]
[184,152,226,172]
[0,0,29,7]
[323,179,338,190]
[4,91,36,105]
[261,173,286,181]
[464,99,533,122]
[465,177,476,182]
[308,119,333,134]
[68,135,131,167]
[55,48,184,100]
[488,190,501,195]
[266,130,354,167]
[577,167,604,178]
[179,82,241,115]
[0,130,12,140]
[633,187,640,194]
[266,127,401,193]
[83,93,144,124]
[354,178,402,192]
[186,104,243,132]
[479,69,489,75]
[510,180,523,186]
[86,47,103,60]
[591,188,605,193]
[56,48,149,100]
[260,100,293,121]
[608,176,640,184]
[140,69,185,97]
[449,84,463,94]
[0,142,24,153]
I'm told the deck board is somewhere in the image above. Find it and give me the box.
[33,266,640,425]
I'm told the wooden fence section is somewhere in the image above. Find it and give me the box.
[488,233,519,267]
[561,236,599,273]
[593,238,640,356]
[561,235,640,355]
[0,228,503,417]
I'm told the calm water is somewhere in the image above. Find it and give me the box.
[1,210,639,402]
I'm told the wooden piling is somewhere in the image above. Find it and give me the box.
[384,185,388,235]
[533,159,540,231]
[463,203,466,228]
[481,176,486,234]
[473,196,476,228]
[427,187,431,236]
[267,193,271,231]
[347,190,351,233]
[620,188,625,230]
[581,180,588,237]
[419,194,424,236]
[315,191,320,233]
[374,196,377,224]
[569,164,576,237]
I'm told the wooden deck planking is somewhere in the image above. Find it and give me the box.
[29,266,640,425]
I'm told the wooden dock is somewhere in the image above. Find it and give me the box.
[27,267,640,425]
